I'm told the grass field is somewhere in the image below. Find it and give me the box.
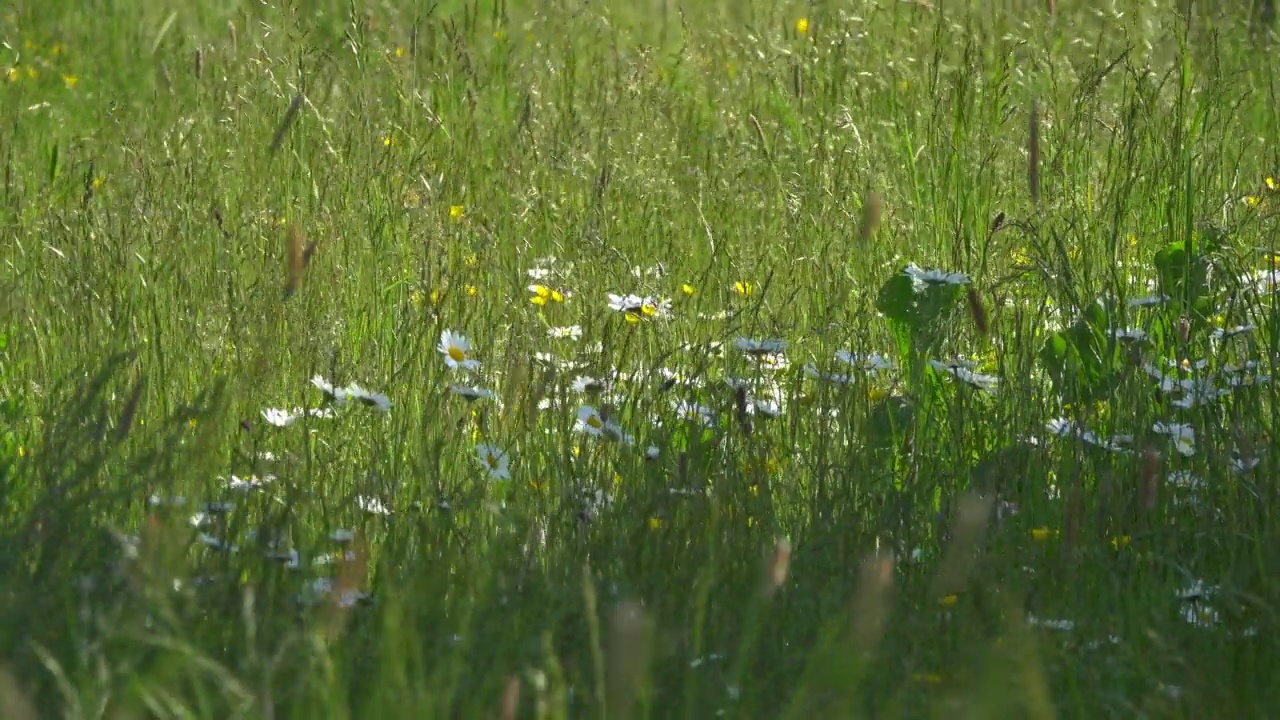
[3,0,1280,717]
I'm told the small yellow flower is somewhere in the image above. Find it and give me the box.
[1246,195,1263,208]
[381,134,394,148]
[92,176,106,190]
[624,314,641,325]
[648,517,664,529]
[410,290,425,306]
[734,281,753,296]
[795,17,809,34]
[530,294,548,307]
[1030,527,1052,542]
[465,285,478,297]
[393,46,406,58]
[912,673,943,686]
[429,289,442,305]
[16,446,24,458]
[766,457,782,475]
[494,29,507,41]
[1267,176,1278,192]
[188,418,198,430]
[464,254,478,267]
[50,43,64,57]
[867,386,890,403]
[1110,535,1131,550]
[4,67,17,83]
[940,594,958,607]
[449,204,465,220]
[23,66,35,80]
[680,283,696,296]
[62,74,77,89]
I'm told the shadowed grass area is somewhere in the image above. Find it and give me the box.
[1,0,1279,717]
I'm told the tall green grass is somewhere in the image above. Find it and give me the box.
[2,0,1279,717]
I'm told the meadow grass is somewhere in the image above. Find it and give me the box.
[2,0,1280,717]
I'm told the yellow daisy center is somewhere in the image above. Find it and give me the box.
[448,347,466,362]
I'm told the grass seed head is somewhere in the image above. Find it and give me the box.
[858,190,883,243]
[967,287,989,337]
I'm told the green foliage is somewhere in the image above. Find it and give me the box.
[1,1,1279,718]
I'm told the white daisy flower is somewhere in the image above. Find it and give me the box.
[575,405,606,436]
[1181,604,1220,628]
[450,384,498,402]
[1127,294,1169,308]
[930,360,998,393]
[345,383,392,412]
[356,495,392,515]
[607,293,671,319]
[1110,328,1147,342]
[632,263,667,279]
[803,363,856,384]
[904,263,970,286]
[1027,616,1075,632]
[671,399,716,425]
[735,337,788,356]
[476,444,511,480]
[1246,268,1280,294]
[438,330,481,371]
[645,445,660,461]
[1167,470,1203,490]
[261,407,337,427]
[1232,454,1260,473]
[608,293,646,313]
[749,397,784,418]
[572,376,608,394]
[533,352,589,373]
[754,352,790,372]
[527,267,552,280]
[311,375,352,405]
[548,325,583,339]
[226,474,276,492]
[834,351,895,371]
[1153,422,1196,457]
[148,495,187,507]
[1211,324,1255,340]
[1177,580,1217,600]
[1046,418,1131,452]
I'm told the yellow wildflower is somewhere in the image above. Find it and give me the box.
[449,204,465,220]
[1031,527,1052,542]
[4,67,17,83]
[62,74,77,89]
[795,17,809,34]
[940,594,958,607]
[649,517,664,529]
[734,281,753,296]
[681,283,696,296]
[465,285,478,297]
[1110,535,1131,550]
